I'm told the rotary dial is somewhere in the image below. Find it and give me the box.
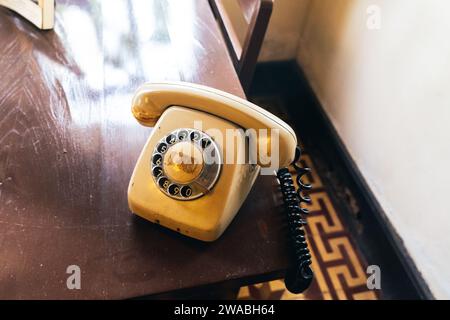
[150,129,221,200]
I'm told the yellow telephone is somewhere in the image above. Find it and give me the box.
[128,81,314,293]
[128,81,297,241]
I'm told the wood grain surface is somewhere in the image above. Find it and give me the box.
[0,0,291,299]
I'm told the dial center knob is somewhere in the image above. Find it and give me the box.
[163,141,204,184]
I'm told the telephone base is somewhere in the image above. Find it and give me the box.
[128,106,260,241]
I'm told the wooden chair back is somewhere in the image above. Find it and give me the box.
[209,0,273,93]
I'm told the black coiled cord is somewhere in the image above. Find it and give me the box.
[277,146,313,293]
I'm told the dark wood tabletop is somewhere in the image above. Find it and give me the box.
[0,0,291,299]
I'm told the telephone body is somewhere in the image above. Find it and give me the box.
[128,81,314,292]
[128,82,297,241]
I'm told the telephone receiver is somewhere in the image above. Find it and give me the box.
[128,81,313,293]
[131,82,298,168]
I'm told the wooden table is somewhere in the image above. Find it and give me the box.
[0,0,291,299]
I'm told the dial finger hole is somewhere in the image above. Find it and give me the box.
[168,184,180,196]
[152,166,163,178]
[152,154,162,166]
[157,142,168,153]
[158,177,170,189]
[200,138,211,149]
[190,131,201,141]
[166,134,176,145]
[177,130,188,141]
[180,185,193,198]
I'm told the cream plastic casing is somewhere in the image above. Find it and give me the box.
[128,107,260,241]
[128,81,297,241]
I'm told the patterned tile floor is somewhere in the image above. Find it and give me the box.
[238,96,380,300]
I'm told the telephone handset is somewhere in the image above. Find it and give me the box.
[130,82,298,168]
[128,81,313,292]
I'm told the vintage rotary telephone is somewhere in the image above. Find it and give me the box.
[128,82,313,292]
